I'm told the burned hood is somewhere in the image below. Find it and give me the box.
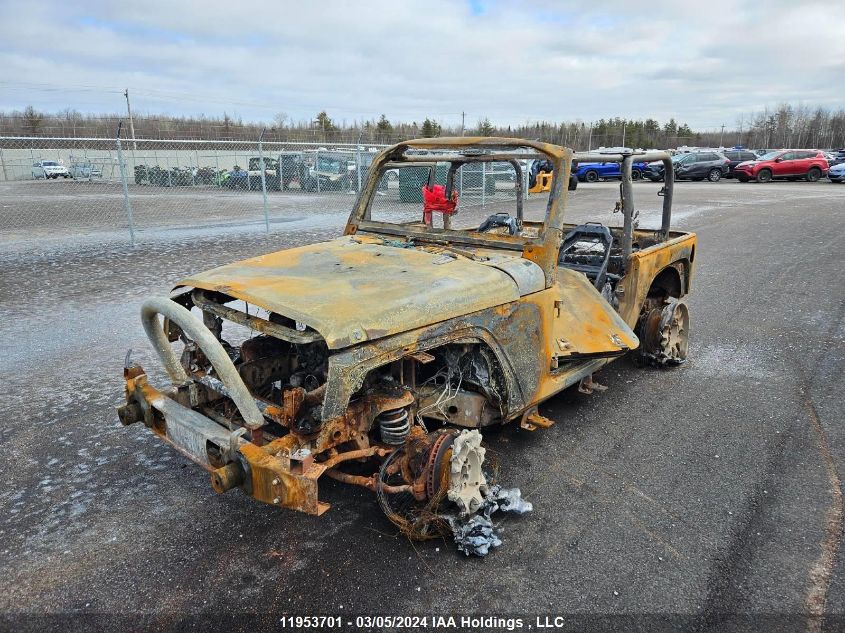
[178,236,529,349]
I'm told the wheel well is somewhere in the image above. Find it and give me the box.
[647,264,684,300]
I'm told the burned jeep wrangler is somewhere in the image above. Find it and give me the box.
[120,138,694,553]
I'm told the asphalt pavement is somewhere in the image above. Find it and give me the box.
[1,180,843,632]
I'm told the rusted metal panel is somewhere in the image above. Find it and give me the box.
[179,235,522,349]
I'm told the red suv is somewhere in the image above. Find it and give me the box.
[734,150,828,183]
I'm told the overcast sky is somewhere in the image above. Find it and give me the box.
[1,0,843,130]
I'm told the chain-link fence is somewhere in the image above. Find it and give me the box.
[0,134,541,247]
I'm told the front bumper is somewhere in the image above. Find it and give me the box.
[121,367,332,515]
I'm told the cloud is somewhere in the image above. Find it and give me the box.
[0,0,843,129]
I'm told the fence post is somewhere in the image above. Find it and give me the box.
[481,162,487,207]
[315,149,321,193]
[356,131,363,193]
[258,129,270,233]
[116,124,137,246]
[0,147,7,182]
[247,144,252,191]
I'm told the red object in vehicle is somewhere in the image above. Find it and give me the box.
[422,184,458,225]
[733,149,829,183]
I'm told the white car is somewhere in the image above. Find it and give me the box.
[32,160,70,179]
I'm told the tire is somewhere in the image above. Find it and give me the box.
[584,170,599,183]
[806,167,822,182]
[756,169,772,183]
[707,168,721,182]
[636,298,690,367]
[631,170,641,181]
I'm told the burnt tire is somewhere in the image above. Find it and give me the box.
[806,167,822,182]
[756,169,772,183]
[584,170,599,183]
[636,298,690,367]
[707,168,722,182]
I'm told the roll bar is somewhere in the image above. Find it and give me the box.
[571,150,674,259]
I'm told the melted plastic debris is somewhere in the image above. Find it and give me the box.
[448,515,502,556]
[446,484,532,556]
[490,485,533,514]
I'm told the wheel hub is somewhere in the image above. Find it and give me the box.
[641,299,690,366]
[447,430,488,516]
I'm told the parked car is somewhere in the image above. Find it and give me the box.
[31,160,69,179]
[733,150,829,183]
[827,149,845,167]
[722,150,759,178]
[573,160,648,182]
[68,161,103,180]
[828,162,845,183]
[644,151,729,182]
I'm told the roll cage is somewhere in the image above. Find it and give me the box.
[345,137,676,287]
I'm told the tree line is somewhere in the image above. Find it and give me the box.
[2,103,844,150]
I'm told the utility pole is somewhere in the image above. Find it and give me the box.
[621,122,626,148]
[719,124,725,148]
[461,111,465,136]
[588,122,593,152]
[124,89,137,151]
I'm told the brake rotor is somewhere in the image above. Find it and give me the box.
[425,430,456,499]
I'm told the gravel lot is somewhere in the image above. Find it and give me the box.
[1,179,844,631]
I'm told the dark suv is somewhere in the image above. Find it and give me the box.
[828,150,845,167]
[722,150,758,178]
[645,151,730,182]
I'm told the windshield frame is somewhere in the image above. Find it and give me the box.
[345,138,571,255]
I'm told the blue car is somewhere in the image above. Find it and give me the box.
[573,161,648,182]
[828,162,845,183]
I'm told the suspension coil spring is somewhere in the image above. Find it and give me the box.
[378,407,411,445]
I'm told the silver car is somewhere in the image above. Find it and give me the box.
[68,161,103,181]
